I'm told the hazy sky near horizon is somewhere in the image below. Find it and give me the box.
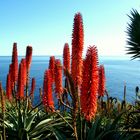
[0,0,140,56]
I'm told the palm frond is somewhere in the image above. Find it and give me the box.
[126,9,140,59]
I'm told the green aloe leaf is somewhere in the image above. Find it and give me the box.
[52,127,66,140]
[31,134,43,140]
[6,112,18,129]
[34,118,52,128]
[25,112,38,131]
[87,117,102,139]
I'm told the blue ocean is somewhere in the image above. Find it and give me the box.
[0,56,140,103]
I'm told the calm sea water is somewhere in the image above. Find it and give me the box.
[0,56,140,103]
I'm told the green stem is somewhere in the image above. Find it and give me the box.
[105,90,110,115]
[77,87,82,140]
[59,96,73,110]
[29,102,42,114]
[124,83,126,110]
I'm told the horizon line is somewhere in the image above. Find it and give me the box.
[0,55,129,57]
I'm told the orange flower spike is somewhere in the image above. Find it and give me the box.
[98,65,106,97]
[49,56,55,83]
[30,78,36,96]
[71,12,84,87]
[87,46,99,121]
[26,46,32,73]
[21,59,27,86]
[43,69,54,112]
[80,59,89,115]
[43,71,47,95]
[6,73,12,100]
[81,46,99,121]
[55,59,63,97]
[17,61,24,99]
[12,42,18,83]
[63,43,70,74]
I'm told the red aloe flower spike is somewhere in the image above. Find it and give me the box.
[81,46,99,121]
[63,43,70,74]
[26,46,32,73]
[54,59,63,98]
[30,78,36,96]
[80,59,88,115]
[6,73,12,100]
[98,65,106,97]
[17,60,25,99]
[12,42,18,83]
[42,69,54,112]
[49,56,55,84]
[21,59,27,86]
[71,12,84,87]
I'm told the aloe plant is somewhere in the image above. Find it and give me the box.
[86,113,137,140]
[0,98,73,140]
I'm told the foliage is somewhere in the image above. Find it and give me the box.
[126,9,140,59]
[0,98,73,140]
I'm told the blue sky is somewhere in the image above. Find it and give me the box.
[0,0,140,56]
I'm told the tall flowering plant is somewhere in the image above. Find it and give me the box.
[26,46,32,73]
[54,59,63,98]
[81,46,99,121]
[12,43,18,84]
[17,59,26,99]
[25,46,32,92]
[71,13,84,139]
[49,56,55,84]
[63,43,70,74]
[43,69,54,112]
[98,65,106,97]
[71,12,84,88]
[63,43,70,108]
[6,43,18,99]
[30,78,36,97]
